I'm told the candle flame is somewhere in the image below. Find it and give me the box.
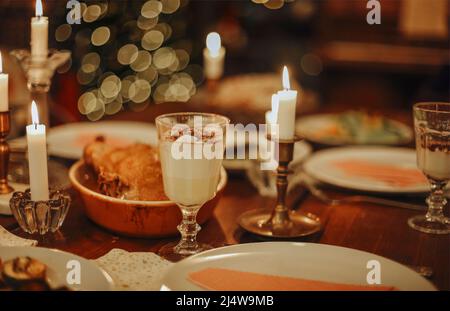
[31,101,39,125]
[206,32,221,57]
[282,66,290,90]
[36,0,43,17]
[0,52,2,73]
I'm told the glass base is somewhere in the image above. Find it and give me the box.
[158,241,213,262]
[408,215,450,234]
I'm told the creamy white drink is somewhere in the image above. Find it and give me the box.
[416,126,450,181]
[159,128,223,207]
[417,143,450,181]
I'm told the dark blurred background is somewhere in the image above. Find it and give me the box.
[0,0,448,127]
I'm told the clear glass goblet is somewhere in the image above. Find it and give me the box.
[409,102,450,234]
[156,112,229,261]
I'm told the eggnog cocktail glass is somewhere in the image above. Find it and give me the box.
[156,113,229,260]
[410,102,450,234]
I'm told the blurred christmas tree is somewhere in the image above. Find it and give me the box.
[55,0,202,121]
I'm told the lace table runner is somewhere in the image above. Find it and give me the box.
[94,248,173,291]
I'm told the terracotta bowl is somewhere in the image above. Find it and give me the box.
[69,160,227,238]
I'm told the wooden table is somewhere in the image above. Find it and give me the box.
[0,103,449,290]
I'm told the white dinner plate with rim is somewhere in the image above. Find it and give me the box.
[296,113,413,146]
[43,121,158,159]
[303,146,429,193]
[160,242,435,291]
[0,246,114,290]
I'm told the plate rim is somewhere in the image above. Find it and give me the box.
[303,146,428,194]
[160,242,436,291]
[47,121,157,159]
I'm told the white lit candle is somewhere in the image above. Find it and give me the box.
[31,0,48,59]
[26,101,49,201]
[265,111,273,128]
[265,94,279,135]
[0,52,8,112]
[262,95,280,170]
[203,32,226,80]
[276,66,297,140]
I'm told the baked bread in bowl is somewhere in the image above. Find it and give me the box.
[69,140,227,238]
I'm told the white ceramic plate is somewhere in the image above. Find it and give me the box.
[303,146,429,193]
[296,113,413,146]
[160,242,435,291]
[46,121,157,159]
[0,246,114,290]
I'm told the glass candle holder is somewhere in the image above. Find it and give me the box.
[10,49,71,127]
[9,189,71,235]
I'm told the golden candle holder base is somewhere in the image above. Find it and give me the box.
[238,136,321,238]
[238,208,321,238]
[0,111,14,194]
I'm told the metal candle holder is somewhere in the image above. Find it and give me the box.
[0,111,13,194]
[238,136,321,238]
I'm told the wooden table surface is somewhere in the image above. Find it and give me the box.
[0,103,449,290]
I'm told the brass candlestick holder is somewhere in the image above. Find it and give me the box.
[238,136,321,238]
[0,111,13,194]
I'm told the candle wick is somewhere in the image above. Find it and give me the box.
[34,123,37,130]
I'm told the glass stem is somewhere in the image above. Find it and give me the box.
[175,206,201,254]
[426,181,447,221]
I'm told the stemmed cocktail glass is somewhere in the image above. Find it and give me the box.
[410,102,450,234]
[156,112,229,260]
